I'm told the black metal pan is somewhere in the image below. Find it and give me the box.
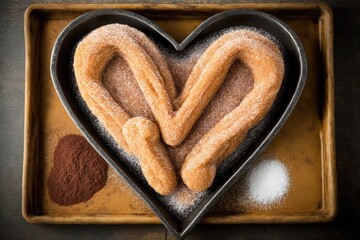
[50,9,307,239]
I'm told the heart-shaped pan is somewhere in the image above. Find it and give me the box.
[50,9,307,239]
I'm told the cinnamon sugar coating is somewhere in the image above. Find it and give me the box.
[73,24,284,194]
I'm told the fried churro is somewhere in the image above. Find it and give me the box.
[73,24,284,194]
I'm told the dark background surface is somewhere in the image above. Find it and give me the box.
[0,0,359,239]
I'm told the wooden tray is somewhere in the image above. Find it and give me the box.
[23,3,336,224]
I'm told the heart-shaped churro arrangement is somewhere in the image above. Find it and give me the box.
[73,24,285,195]
[51,9,307,238]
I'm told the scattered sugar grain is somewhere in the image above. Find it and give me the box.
[108,168,148,211]
[160,184,209,219]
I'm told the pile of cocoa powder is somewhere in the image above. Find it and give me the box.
[48,134,108,206]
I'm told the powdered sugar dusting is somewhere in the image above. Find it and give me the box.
[160,183,209,219]
[247,159,290,206]
[212,156,291,212]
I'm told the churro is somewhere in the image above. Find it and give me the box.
[180,31,285,191]
[73,24,284,194]
[123,117,177,195]
[74,24,177,195]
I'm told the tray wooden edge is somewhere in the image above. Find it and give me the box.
[22,2,337,224]
[22,5,38,224]
[23,2,323,12]
[318,3,337,222]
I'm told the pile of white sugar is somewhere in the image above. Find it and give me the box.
[246,159,290,206]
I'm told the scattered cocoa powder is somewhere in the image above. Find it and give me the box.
[48,134,108,206]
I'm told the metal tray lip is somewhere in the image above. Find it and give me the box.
[49,8,307,239]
